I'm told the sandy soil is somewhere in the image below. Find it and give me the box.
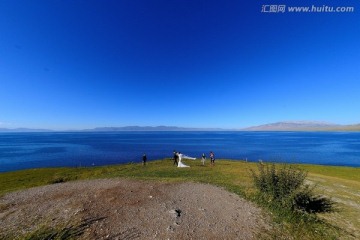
[0,179,270,239]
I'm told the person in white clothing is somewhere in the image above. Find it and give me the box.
[201,153,206,166]
[177,152,190,167]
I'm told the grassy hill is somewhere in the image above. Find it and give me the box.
[1,160,359,239]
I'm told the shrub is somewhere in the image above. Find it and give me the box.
[251,163,334,214]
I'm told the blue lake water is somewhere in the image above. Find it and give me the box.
[0,131,359,172]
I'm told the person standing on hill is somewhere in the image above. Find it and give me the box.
[201,153,206,166]
[173,150,178,166]
[142,153,147,166]
[210,151,215,166]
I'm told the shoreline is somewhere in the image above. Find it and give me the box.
[1,158,359,174]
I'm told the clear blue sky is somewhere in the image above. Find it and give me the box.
[1,0,359,130]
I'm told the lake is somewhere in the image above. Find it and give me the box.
[0,131,359,172]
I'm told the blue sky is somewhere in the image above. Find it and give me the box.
[1,0,359,130]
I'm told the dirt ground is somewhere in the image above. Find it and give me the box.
[0,179,270,239]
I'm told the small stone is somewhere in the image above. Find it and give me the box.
[166,226,175,232]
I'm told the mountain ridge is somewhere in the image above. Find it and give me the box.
[243,121,360,131]
[0,128,53,132]
[85,126,226,131]
[1,122,359,132]
[0,126,226,132]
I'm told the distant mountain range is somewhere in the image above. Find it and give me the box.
[0,128,52,132]
[0,126,225,132]
[84,126,225,131]
[243,121,360,131]
[1,121,359,132]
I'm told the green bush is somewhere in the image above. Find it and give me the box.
[251,163,334,214]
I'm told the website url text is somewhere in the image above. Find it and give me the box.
[261,5,355,13]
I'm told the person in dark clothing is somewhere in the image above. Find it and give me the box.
[210,151,215,166]
[142,153,147,166]
[173,150,178,166]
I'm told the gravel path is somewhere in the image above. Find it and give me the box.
[0,179,270,239]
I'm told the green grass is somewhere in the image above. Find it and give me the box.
[295,164,360,239]
[0,159,253,197]
[0,159,359,239]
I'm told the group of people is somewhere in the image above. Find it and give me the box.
[201,151,215,166]
[142,151,216,167]
[173,150,215,167]
[172,151,193,167]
